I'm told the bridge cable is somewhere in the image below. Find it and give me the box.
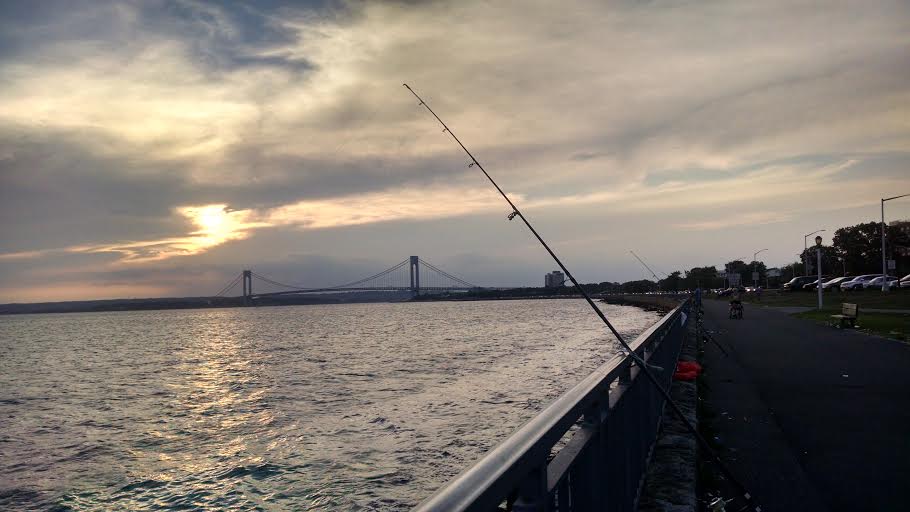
[250,272,313,291]
[215,274,243,297]
[420,259,479,288]
[404,84,760,511]
[247,260,411,295]
[326,259,409,289]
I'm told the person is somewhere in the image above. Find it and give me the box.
[729,288,743,318]
[694,285,703,310]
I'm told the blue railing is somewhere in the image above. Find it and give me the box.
[415,300,690,512]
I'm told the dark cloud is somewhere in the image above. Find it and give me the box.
[0,0,908,301]
[0,126,192,251]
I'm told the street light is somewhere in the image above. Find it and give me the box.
[881,193,910,292]
[752,248,768,287]
[815,235,823,309]
[804,229,825,276]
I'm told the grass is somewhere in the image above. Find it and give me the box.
[792,309,910,342]
[733,288,910,310]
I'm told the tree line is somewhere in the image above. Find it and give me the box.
[645,220,909,291]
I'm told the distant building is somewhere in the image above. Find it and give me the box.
[545,270,565,288]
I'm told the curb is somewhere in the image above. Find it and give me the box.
[637,314,699,512]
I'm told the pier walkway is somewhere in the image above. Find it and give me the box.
[700,299,910,512]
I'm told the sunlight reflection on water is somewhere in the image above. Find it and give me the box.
[0,299,662,510]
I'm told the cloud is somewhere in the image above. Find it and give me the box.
[70,204,268,263]
[1,0,909,300]
[674,211,793,231]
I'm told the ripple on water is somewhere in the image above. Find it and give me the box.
[0,300,663,510]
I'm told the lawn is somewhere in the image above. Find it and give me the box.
[792,309,910,342]
[733,288,910,310]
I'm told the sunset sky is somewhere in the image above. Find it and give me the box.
[1,0,909,302]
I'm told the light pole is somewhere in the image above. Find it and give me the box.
[804,229,825,276]
[816,235,823,310]
[881,193,910,292]
[752,248,768,288]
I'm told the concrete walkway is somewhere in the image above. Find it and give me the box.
[700,299,910,512]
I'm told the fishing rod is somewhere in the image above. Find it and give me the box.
[403,83,759,511]
[630,250,666,292]
[630,249,665,280]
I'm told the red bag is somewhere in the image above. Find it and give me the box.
[677,361,703,373]
[673,370,698,381]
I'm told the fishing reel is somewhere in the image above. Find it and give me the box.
[709,496,731,511]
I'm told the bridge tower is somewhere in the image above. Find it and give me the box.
[409,256,420,295]
[242,270,252,306]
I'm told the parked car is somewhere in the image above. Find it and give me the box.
[822,276,854,291]
[863,275,900,289]
[783,276,817,291]
[802,276,832,291]
[841,274,881,291]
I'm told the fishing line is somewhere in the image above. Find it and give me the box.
[404,83,760,511]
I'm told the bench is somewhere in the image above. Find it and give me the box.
[831,303,859,328]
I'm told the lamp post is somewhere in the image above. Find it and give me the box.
[804,229,825,276]
[752,248,768,288]
[881,193,910,292]
[816,235,823,309]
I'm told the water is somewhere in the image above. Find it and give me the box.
[0,299,662,511]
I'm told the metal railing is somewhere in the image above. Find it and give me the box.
[415,300,691,512]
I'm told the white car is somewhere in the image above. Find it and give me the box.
[822,276,854,290]
[863,275,900,289]
[840,274,880,291]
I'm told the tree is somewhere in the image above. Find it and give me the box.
[779,261,802,281]
[621,279,658,293]
[745,260,768,286]
[887,220,910,277]
[724,260,749,286]
[658,271,683,291]
[832,222,882,274]
[798,245,841,277]
[683,266,721,290]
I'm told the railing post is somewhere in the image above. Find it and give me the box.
[512,465,549,512]
[619,360,632,385]
[570,399,608,510]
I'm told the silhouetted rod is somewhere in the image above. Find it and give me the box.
[403,83,758,510]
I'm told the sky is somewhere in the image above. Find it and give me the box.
[1,0,909,302]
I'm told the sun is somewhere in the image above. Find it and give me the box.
[178,204,249,251]
[195,205,228,236]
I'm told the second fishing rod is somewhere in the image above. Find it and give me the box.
[403,83,759,511]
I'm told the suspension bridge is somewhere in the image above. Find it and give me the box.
[215,256,485,305]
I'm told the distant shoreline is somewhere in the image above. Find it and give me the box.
[0,291,685,316]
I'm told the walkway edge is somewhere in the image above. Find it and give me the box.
[637,310,698,511]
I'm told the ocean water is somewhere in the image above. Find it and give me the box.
[0,299,662,511]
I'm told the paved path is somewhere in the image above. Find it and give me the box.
[760,306,910,315]
[700,299,910,512]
